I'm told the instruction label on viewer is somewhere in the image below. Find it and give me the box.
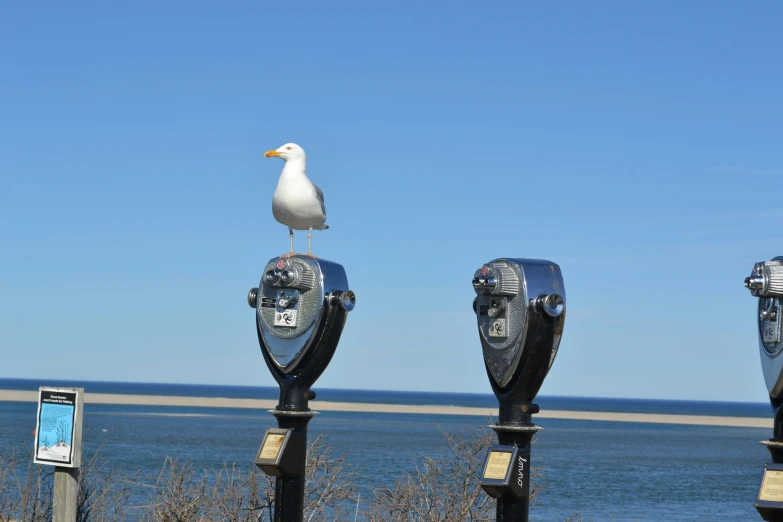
[760,470,783,502]
[483,451,512,480]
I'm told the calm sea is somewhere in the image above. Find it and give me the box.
[0,378,773,521]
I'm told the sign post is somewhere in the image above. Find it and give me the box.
[34,387,83,522]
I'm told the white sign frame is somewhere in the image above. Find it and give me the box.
[33,387,83,468]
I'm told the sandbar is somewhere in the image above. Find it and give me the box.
[0,389,771,428]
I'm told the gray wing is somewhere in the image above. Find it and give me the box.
[314,183,326,218]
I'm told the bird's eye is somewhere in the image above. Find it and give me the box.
[286,146,292,150]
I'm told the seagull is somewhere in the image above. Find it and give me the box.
[264,143,328,258]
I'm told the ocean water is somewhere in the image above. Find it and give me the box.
[0,378,773,521]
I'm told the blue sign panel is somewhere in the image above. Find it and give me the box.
[34,389,77,466]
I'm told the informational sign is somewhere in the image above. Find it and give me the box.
[33,387,82,468]
[258,433,285,460]
[483,451,512,480]
[760,469,783,502]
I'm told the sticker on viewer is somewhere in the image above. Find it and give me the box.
[275,310,298,327]
[489,319,506,338]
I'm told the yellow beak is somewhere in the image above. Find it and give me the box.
[264,150,281,158]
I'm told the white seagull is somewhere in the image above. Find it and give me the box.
[264,143,328,258]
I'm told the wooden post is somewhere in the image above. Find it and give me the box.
[53,467,80,522]
[33,387,83,522]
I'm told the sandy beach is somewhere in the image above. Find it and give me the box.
[0,389,770,428]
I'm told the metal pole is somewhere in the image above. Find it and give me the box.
[53,466,79,522]
[759,406,783,522]
[272,411,314,522]
[491,403,540,522]
[493,429,535,522]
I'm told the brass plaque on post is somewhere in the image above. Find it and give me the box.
[259,434,285,460]
[480,445,526,499]
[255,428,305,478]
[760,470,783,502]
[483,451,512,480]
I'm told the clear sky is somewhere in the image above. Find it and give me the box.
[1,2,781,403]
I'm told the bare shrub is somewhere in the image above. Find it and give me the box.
[132,458,270,522]
[0,443,134,522]
[303,435,358,521]
[362,425,545,522]
[134,434,356,522]
[1,428,565,521]
[77,447,135,522]
[0,445,53,522]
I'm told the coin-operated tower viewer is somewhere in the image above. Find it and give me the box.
[248,142,356,522]
[248,256,355,522]
[472,258,566,522]
[745,258,783,522]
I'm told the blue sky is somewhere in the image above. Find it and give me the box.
[1,2,781,402]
